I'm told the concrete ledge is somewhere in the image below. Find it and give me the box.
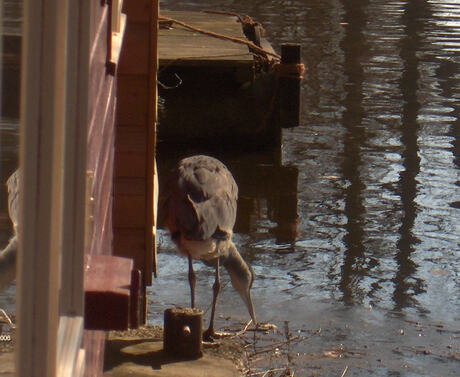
[104,326,243,377]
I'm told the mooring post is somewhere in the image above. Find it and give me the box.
[163,307,203,359]
[279,43,303,128]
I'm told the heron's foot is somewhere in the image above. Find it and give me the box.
[203,327,215,341]
[203,328,233,341]
[256,322,277,331]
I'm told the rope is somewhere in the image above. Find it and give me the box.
[158,16,281,60]
[273,63,306,80]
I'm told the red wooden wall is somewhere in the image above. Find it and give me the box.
[81,1,157,375]
[113,0,157,291]
[83,1,117,376]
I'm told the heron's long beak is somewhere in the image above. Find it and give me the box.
[242,290,257,325]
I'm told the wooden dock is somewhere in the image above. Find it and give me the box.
[158,10,255,68]
[157,10,290,149]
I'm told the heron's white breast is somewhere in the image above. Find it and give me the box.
[178,237,219,261]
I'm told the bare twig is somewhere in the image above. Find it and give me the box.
[232,319,253,338]
[340,365,349,377]
[247,335,305,357]
[247,367,287,376]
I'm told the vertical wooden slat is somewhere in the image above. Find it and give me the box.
[114,0,157,289]
[146,0,159,281]
[59,0,90,317]
[17,0,67,375]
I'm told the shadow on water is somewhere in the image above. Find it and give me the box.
[338,0,369,306]
[393,0,429,312]
[156,143,299,248]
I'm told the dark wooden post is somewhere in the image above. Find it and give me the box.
[279,43,303,128]
[129,269,142,328]
[163,307,203,359]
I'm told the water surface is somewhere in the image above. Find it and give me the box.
[0,0,459,375]
[152,0,460,375]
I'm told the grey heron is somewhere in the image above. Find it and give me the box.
[164,155,256,340]
[0,169,18,292]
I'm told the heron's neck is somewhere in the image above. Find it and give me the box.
[221,242,251,280]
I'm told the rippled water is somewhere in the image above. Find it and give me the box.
[152,0,460,375]
[1,0,459,375]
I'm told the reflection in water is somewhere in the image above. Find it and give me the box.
[231,160,299,244]
[157,146,299,248]
[393,0,428,310]
[438,59,460,170]
[158,0,460,317]
[339,0,369,305]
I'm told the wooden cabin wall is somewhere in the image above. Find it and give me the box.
[83,1,116,376]
[114,0,156,291]
[86,3,116,257]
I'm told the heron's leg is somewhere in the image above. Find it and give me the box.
[204,259,220,340]
[188,254,196,308]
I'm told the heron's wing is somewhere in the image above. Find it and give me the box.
[6,169,19,234]
[164,156,238,241]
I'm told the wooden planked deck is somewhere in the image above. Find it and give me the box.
[158,10,254,67]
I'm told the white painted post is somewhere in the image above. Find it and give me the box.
[58,0,90,318]
[17,0,62,374]
[16,0,90,376]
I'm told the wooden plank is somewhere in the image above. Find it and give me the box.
[113,0,157,299]
[146,0,159,283]
[116,125,147,152]
[113,228,145,257]
[279,44,302,128]
[107,13,127,75]
[86,72,116,257]
[59,0,91,317]
[158,10,254,67]
[113,232,145,271]
[129,269,142,328]
[116,75,149,126]
[118,22,150,75]
[111,0,124,33]
[114,177,145,196]
[84,254,134,330]
[114,151,146,177]
[113,194,146,228]
[123,0,151,23]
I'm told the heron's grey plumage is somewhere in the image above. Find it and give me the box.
[165,155,237,244]
[0,236,17,291]
[164,155,256,338]
[0,169,19,291]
